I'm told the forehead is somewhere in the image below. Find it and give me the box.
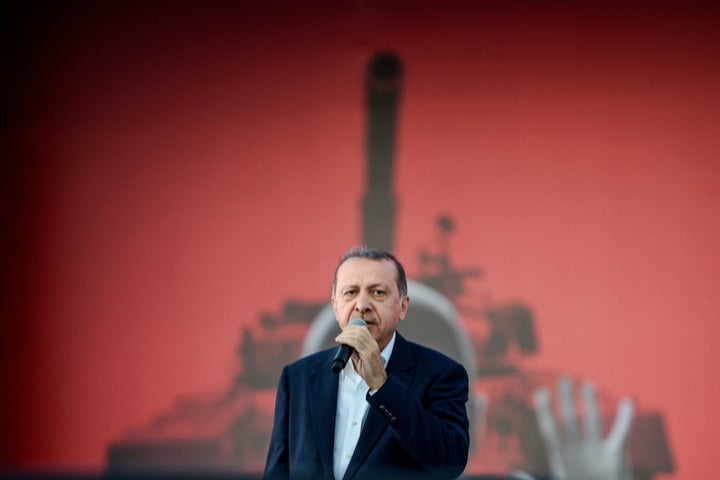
[335,258,398,288]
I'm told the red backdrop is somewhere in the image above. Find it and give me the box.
[3,1,720,478]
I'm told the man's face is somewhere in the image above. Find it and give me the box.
[332,257,409,351]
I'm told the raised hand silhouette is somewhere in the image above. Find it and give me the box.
[533,376,634,480]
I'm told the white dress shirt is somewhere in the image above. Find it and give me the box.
[333,332,396,480]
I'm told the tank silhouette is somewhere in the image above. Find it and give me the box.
[106,52,674,479]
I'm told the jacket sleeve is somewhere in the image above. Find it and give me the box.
[263,366,290,480]
[366,359,470,479]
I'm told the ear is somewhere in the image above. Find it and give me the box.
[399,295,409,320]
[331,296,345,329]
[331,296,338,317]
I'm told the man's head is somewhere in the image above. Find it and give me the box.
[331,246,410,350]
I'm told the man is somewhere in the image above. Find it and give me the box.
[264,246,470,480]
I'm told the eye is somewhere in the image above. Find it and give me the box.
[343,289,357,297]
[373,289,386,298]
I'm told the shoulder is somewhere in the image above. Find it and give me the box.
[408,340,464,368]
[284,347,335,374]
[396,334,467,376]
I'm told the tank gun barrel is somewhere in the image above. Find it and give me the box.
[362,52,403,251]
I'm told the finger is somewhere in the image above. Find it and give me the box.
[533,387,565,478]
[558,375,579,441]
[606,396,634,452]
[334,331,358,348]
[354,331,381,358]
[581,381,602,443]
[335,324,371,345]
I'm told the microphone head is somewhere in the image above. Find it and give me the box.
[348,317,367,328]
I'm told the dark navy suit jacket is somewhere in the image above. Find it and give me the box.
[264,333,470,480]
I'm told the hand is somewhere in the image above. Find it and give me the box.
[335,324,387,390]
[533,376,634,480]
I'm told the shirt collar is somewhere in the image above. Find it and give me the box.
[380,331,396,368]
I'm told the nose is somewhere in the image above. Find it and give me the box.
[354,291,372,313]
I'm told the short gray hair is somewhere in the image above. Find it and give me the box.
[331,246,408,298]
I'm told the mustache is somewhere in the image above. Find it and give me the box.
[350,312,376,324]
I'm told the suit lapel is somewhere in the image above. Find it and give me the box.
[342,334,416,480]
[308,351,340,476]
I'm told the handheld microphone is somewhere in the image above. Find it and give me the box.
[331,317,367,373]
